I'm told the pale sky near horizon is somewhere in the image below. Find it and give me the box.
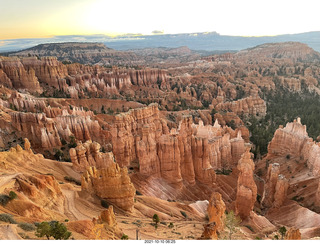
[1,0,319,39]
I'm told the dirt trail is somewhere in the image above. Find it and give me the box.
[0,225,22,240]
[62,189,92,221]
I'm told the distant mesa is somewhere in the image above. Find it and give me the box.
[236,42,320,62]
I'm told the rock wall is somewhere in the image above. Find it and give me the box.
[214,96,266,117]
[267,118,320,176]
[235,148,257,219]
[81,163,136,212]
[0,56,167,98]
[285,228,301,240]
[70,140,115,172]
[111,104,245,185]
[0,56,42,93]
[262,163,288,208]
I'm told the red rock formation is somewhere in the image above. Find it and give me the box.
[273,174,289,208]
[111,103,168,167]
[129,68,167,87]
[15,174,64,213]
[0,56,42,93]
[81,163,136,212]
[285,228,301,240]
[262,163,280,208]
[199,222,218,240]
[267,118,308,158]
[314,179,320,208]
[207,192,226,233]
[267,118,320,176]
[215,96,266,117]
[235,147,257,219]
[11,112,62,149]
[70,140,115,172]
[262,164,288,209]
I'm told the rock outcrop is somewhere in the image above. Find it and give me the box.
[314,179,320,208]
[70,140,114,172]
[235,147,257,219]
[0,56,42,93]
[0,56,167,98]
[199,222,218,240]
[82,163,136,212]
[284,228,301,240]
[262,164,289,208]
[267,118,320,176]
[214,96,266,117]
[15,174,64,213]
[112,104,245,185]
[207,192,226,233]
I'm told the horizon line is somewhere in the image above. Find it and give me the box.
[1,30,320,41]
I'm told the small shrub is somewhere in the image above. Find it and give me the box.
[180,211,187,218]
[205,214,209,222]
[0,213,17,224]
[121,234,129,240]
[0,194,10,206]
[256,194,262,203]
[64,219,69,222]
[153,214,160,226]
[18,223,36,231]
[64,176,81,186]
[286,154,291,159]
[168,222,174,229]
[279,226,287,240]
[245,225,254,232]
[136,190,142,196]
[274,235,279,240]
[9,191,17,200]
[101,199,109,208]
[18,233,30,239]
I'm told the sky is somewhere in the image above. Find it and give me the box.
[0,0,320,39]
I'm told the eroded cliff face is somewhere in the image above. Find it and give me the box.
[0,56,167,99]
[0,57,42,93]
[285,228,301,240]
[70,140,115,172]
[267,118,320,176]
[214,96,266,117]
[235,148,257,219]
[82,163,136,212]
[111,104,245,185]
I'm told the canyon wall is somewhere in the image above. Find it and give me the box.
[267,118,320,176]
[0,56,167,98]
[111,104,246,185]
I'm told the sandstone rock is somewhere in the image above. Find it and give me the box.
[199,222,218,240]
[71,140,115,172]
[273,174,289,208]
[267,118,308,159]
[285,228,301,240]
[267,118,320,176]
[215,96,266,117]
[207,192,226,233]
[24,138,32,153]
[99,206,117,227]
[82,163,136,212]
[263,163,280,208]
[315,179,320,208]
[0,56,42,93]
[15,174,64,213]
[235,147,257,219]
